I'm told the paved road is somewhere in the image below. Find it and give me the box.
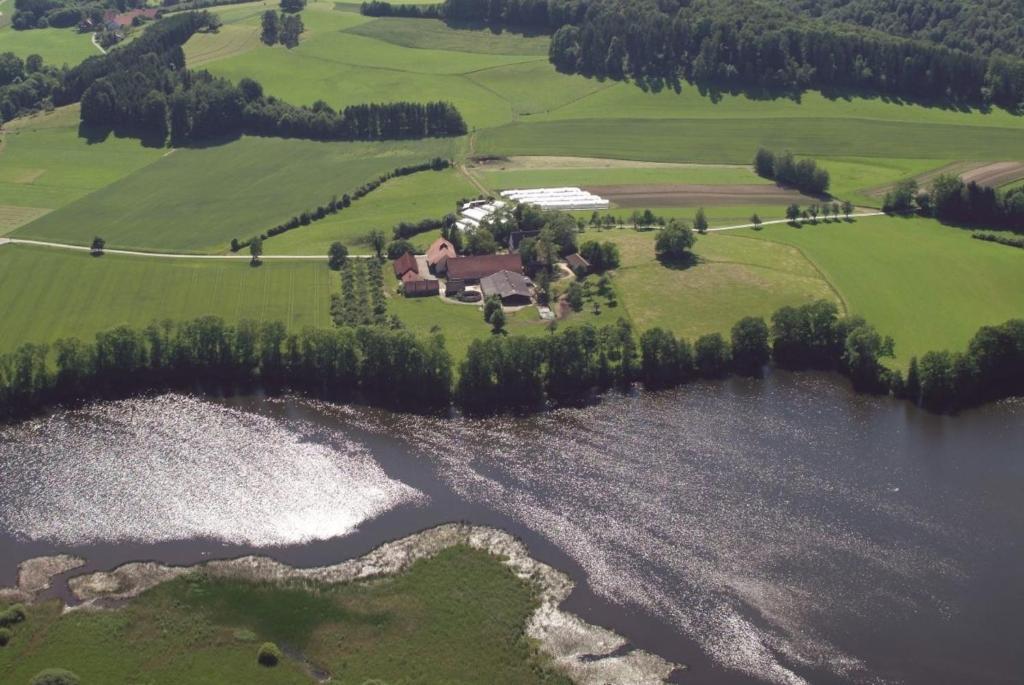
[0,212,889,260]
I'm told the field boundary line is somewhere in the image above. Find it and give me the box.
[4,238,373,260]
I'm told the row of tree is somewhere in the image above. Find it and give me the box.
[754,148,831,195]
[360,0,442,18]
[927,174,1024,228]
[2,308,1021,422]
[0,317,453,421]
[230,158,451,251]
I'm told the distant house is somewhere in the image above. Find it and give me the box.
[480,270,532,306]
[105,7,158,27]
[565,253,590,275]
[426,237,456,273]
[445,253,523,284]
[403,279,440,298]
[393,251,418,279]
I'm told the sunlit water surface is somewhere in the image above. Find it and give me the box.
[1,376,1021,685]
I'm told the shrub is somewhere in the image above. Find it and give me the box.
[0,604,26,627]
[30,669,81,685]
[0,627,11,646]
[257,641,282,667]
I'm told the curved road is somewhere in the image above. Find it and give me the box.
[0,212,887,260]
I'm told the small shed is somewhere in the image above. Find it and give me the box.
[566,253,591,275]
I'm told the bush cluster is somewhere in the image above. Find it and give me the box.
[755,148,830,195]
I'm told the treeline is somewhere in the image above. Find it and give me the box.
[0,317,452,421]
[0,53,61,124]
[361,0,442,18]
[393,213,456,240]
[2,307,1023,422]
[754,148,830,195]
[542,0,1024,110]
[231,158,450,251]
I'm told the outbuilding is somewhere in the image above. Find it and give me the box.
[480,270,532,306]
[403,279,440,298]
[393,251,418,279]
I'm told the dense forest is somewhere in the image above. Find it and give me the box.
[0,53,62,123]
[360,0,1024,110]
[2,302,1022,422]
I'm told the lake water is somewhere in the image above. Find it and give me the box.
[1,373,1021,685]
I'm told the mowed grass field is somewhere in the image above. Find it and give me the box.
[0,546,569,684]
[0,107,165,234]
[15,135,458,253]
[0,245,335,353]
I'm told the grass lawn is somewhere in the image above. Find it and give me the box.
[814,157,954,207]
[742,215,1024,363]
[0,24,97,66]
[0,245,334,353]
[15,135,458,253]
[0,107,165,234]
[346,16,550,55]
[596,229,839,345]
[0,546,570,685]
[269,168,477,255]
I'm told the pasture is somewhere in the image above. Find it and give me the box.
[746,216,1024,362]
[0,245,334,353]
[0,24,96,65]
[15,135,458,253]
[269,168,477,255]
[0,547,568,684]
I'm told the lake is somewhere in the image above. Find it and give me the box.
[1,372,1021,684]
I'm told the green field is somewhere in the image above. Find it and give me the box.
[0,107,165,234]
[0,24,97,66]
[0,546,570,684]
[0,245,334,352]
[476,162,764,191]
[15,135,458,253]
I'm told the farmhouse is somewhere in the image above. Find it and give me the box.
[481,270,532,306]
[393,252,418,279]
[426,237,456,273]
[445,253,523,284]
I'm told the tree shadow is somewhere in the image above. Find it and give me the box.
[656,252,700,270]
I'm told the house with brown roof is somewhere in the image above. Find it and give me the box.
[481,270,532,306]
[426,237,456,273]
[392,252,418,279]
[444,253,523,284]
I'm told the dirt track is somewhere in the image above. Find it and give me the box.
[584,183,816,207]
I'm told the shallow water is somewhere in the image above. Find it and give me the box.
[1,374,1021,684]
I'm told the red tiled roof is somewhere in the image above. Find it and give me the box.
[108,8,158,26]
[392,252,418,278]
[566,253,590,270]
[445,253,522,281]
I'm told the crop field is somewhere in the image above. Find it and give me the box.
[0,546,568,684]
[0,107,165,231]
[0,24,97,65]
[745,216,1024,363]
[15,135,458,253]
[269,168,477,255]
[474,158,764,191]
[0,245,334,353]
